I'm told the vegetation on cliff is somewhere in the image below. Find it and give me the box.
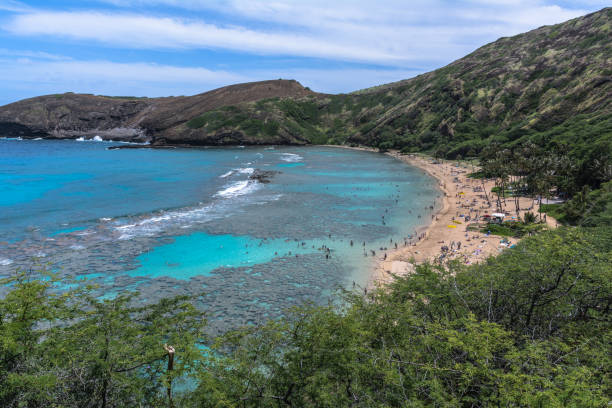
[190,8,610,158]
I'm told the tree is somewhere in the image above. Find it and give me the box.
[0,270,207,408]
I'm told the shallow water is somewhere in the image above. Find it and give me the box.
[0,138,439,334]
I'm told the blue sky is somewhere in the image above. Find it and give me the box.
[0,0,608,105]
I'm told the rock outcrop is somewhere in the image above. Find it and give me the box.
[0,79,319,144]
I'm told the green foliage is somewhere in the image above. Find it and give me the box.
[543,181,612,226]
[523,211,537,223]
[185,106,282,139]
[0,271,206,407]
[480,221,543,237]
[186,112,220,129]
[277,99,319,123]
[457,227,611,338]
[262,120,280,136]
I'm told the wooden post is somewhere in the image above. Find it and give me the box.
[164,344,175,408]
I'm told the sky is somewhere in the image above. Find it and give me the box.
[0,0,608,105]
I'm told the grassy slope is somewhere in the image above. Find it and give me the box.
[184,8,611,157]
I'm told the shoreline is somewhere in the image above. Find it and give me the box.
[323,145,549,289]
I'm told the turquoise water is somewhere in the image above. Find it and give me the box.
[0,138,439,334]
[133,233,317,279]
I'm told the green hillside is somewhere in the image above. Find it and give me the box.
[187,8,610,162]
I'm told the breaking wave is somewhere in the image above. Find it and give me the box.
[220,167,254,178]
[0,258,13,266]
[215,180,259,198]
[76,135,106,142]
[279,153,303,163]
[114,203,216,240]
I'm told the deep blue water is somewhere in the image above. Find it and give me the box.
[0,138,439,334]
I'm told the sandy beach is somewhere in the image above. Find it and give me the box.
[324,145,554,288]
[367,151,557,287]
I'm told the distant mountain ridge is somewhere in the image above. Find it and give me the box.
[0,79,320,144]
[0,8,610,157]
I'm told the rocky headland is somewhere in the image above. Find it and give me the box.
[0,79,319,144]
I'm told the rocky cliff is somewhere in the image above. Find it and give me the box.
[0,79,318,144]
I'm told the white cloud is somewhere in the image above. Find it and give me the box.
[96,0,594,34]
[0,48,71,60]
[5,2,597,67]
[0,57,247,102]
[0,0,31,12]
[6,11,403,65]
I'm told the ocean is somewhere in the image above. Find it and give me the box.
[0,138,439,334]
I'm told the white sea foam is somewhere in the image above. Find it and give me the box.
[33,137,43,140]
[279,153,303,163]
[215,180,259,198]
[115,203,217,239]
[117,140,150,145]
[76,135,106,142]
[115,223,137,230]
[70,244,85,250]
[221,168,253,178]
[0,258,13,266]
[113,173,261,239]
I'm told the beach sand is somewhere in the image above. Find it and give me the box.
[369,152,557,287]
[324,145,555,288]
